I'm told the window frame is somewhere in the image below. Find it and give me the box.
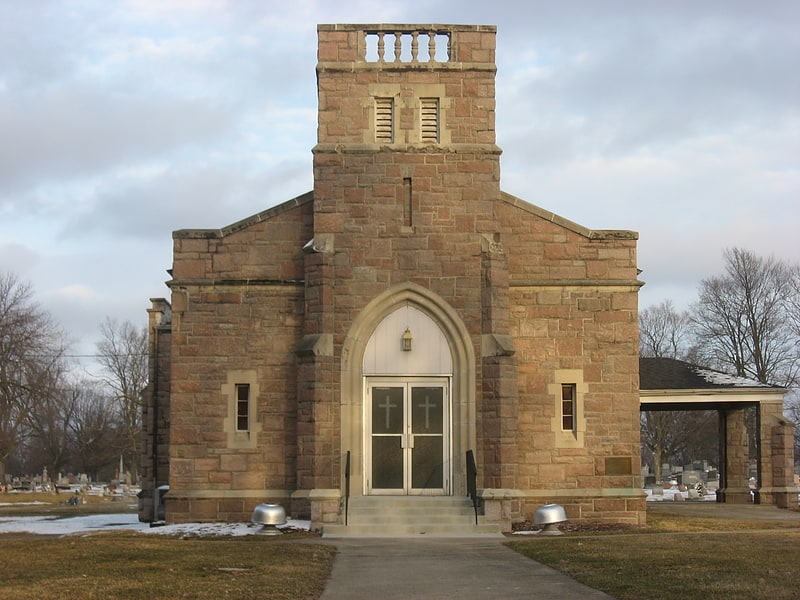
[561,383,576,432]
[375,97,394,143]
[550,371,586,448]
[419,97,439,143]
[235,383,250,432]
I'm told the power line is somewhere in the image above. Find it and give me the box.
[62,353,148,359]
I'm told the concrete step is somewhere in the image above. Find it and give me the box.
[322,496,504,538]
[322,522,503,537]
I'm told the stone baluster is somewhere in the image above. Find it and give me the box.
[363,28,453,64]
[394,31,402,63]
[377,32,385,63]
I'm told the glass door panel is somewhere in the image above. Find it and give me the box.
[371,386,404,490]
[368,380,448,495]
[410,386,445,491]
[372,436,403,489]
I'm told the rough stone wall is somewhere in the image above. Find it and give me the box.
[312,24,645,526]
[722,407,752,503]
[757,400,796,508]
[498,197,645,525]
[138,300,172,523]
[151,23,646,527]
[307,25,503,503]
[163,197,312,522]
[770,419,798,509]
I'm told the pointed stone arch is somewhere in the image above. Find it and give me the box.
[340,282,476,496]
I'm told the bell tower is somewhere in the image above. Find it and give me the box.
[296,24,513,523]
[313,24,500,228]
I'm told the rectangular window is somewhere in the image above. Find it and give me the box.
[375,97,394,143]
[561,384,575,431]
[236,384,250,432]
[403,177,412,227]
[420,97,439,143]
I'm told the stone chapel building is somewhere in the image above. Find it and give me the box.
[139,24,648,533]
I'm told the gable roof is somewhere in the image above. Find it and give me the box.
[500,191,638,241]
[173,191,313,240]
[639,357,782,391]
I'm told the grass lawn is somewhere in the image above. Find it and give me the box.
[0,532,335,599]
[0,491,135,516]
[507,513,800,599]
[0,493,335,599]
[4,494,800,599]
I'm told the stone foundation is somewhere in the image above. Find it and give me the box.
[480,488,646,530]
[164,491,292,524]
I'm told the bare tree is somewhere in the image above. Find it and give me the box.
[22,363,76,480]
[0,272,67,484]
[691,249,800,469]
[639,300,693,359]
[787,264,800,344]
[692,248,799,387]
[95,318,148,482]
[639,299,717,477]
[641,410,718,480]
[69,380,119,482]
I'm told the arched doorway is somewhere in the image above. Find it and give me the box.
[364,305,452,494]
[340,283,476,499]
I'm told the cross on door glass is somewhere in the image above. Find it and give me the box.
[412,387,443,434]
[372,387,403,434]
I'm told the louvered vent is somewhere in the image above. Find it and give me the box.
[420,98,439,143]
[375,98,394,143]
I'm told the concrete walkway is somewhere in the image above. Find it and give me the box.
[319,536,612,599]
[318,503,800,599]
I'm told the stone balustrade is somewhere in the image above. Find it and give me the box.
[317,24,496,68]
[364,29,451,63]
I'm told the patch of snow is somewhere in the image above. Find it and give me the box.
[693,367,769,387]
[0,513,310,537]
[644,487,717,502]
[144,519,311,538]
[0,513,149,535]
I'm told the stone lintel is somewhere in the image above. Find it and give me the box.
[511,280,644,289]
[479,488,523,500]
[291,489,342,501]
[165,489,291,499]
[317,62,497,74]
[313,143,502,155]
[167,278,303,288]
[318,23,497,33]
[513,488,647,499]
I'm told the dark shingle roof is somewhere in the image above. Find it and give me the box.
[639,357,776,390]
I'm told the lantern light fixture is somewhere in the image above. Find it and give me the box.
[402,327,413,351]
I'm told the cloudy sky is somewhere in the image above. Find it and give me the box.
[1,1,798,371]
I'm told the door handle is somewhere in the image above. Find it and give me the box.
[400,434,414,449]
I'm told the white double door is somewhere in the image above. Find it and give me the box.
[366,378,450,495]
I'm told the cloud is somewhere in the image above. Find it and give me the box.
[0,0,797,366]
[55,152,313,242]
[0,87,237,197]
[0,242,40,274]
[50,284,101,302]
